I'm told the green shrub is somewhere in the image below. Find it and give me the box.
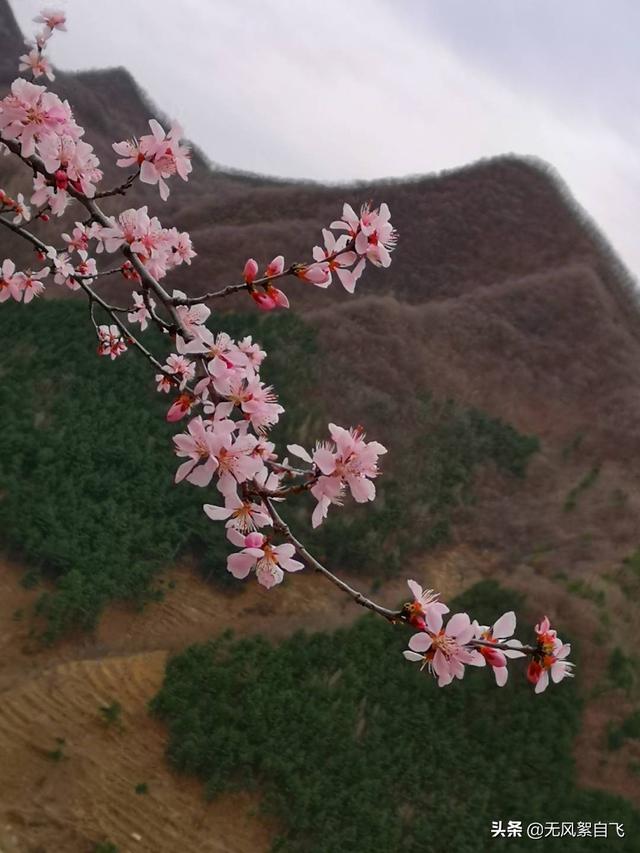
[151,582,640,852]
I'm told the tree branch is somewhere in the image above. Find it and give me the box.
[265,497,404,623]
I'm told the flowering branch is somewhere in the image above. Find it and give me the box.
[0,7,575,696]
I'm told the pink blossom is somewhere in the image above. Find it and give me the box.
[52,253,95,289]
[331,201,397,269]
[97,206,151,253]
[309,473,345,528]
[311,229,363,292]
[295,263,331,287]
[49,250,72,282]
[73,258,97,285]
[131,119,192,201]
[97,324,127,360]
[127,291,154,331]
[19,49,55,81]
[0,189,31,225]
[296,424,386,526]
[93,209,192,280]
[173,416,222,487]
[330,203,361,238]
[156,373,173,394]
[251,284,289,311]
[403,612,485,687]
[354,202,397,268]
[62,222,90,259]
[20,267,48,303]
[179,331,248,379]
[172,231,196,265]
[243,258,258,284]
[251,289,277,311]
[12,193,31,224]
[227,534,304,589]
[473,611,525,687]
[112,137,144,168]
[203,491,270,533]
[37,135,103,197]
[173,293,211,341]
[212,432,265,497]
[265,255,285,277]
[0,259,24,302]
[527,616,574,694]
[212,369,283,432]
[30,173,70,217]
[33,9,67,32]
[166,392,195,423]
[31,30,52,51]
[0,78,79,158]
[237,336,266,368]
[404,579,450,632]
[164,353,195,387]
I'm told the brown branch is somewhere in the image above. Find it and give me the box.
[265,497,404,623]
[0,212,52,253]
[95,168,140,198]
[174,246,355,306]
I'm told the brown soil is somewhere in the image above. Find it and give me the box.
[0,551,476,853]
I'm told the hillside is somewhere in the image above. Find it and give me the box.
[2,1,640,850]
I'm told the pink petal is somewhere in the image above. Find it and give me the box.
[494,667,508,687]
[408,632,432,653]
[407,579,422,601]
[535,670,550,694]
[203,503,232,521]
[227,552,255,579]
[492,611,516,640]
[287,444,313,464]
[313,448,337,475]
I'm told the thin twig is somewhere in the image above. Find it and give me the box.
[265,498,404,623]
[95,168,140,198]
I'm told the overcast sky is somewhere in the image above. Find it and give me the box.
[9,0,640,280]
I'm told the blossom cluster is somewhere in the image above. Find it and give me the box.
[18,8,66,83]
[0,77,102,209]
[0,188,31,224]
[402,580,573,693]
[97,324,128,360]
[288,425,387,527]
[0,258,48,303]
[113,119,192,201]
[526,616,574,693]
[242,201,398,311]
[91,206,196,281]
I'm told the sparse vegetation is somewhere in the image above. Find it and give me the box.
[92,842,119,853]
[151,582,640,852]
[607,711,640,751]
[563,465,600,512]
[561,432,584,461]
[565,579,605,607]
[134,782,149,795]
[99,701,123,729]
[607,648,638,694]
[46,738,65,762]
